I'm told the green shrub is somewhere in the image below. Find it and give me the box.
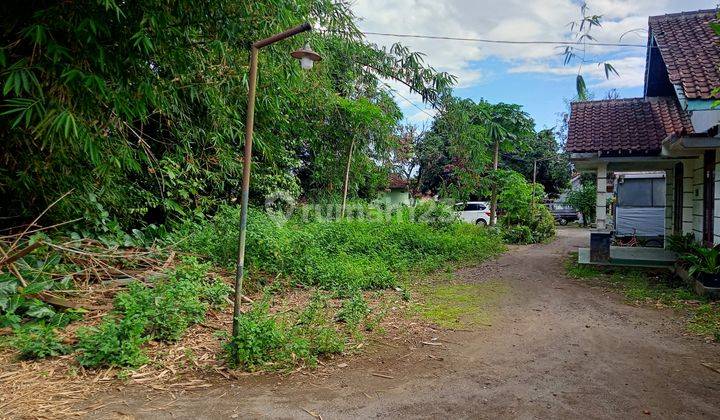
[503,225,533,244]
[498,171,555,244]
[224,294,344,371]
[76,315,149,368]
[223,301,287,370]
[666,233,699,254]
[202,279,232,308]
[114,267,216,342]
[76,258,227,368]
[530,205,556,242]
[410,201,458,228]
[335,291,370,329]
[294,293,344,355]
[12,324,69,360]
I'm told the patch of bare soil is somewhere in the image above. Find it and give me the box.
[81,228,720,419]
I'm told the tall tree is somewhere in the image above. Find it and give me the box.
[418,98,489,200]
[477,102,534,226]
[417,99,534,207]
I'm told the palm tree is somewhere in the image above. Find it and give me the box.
[476,103,534,226]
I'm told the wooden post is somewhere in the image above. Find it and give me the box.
[233,46,259,336]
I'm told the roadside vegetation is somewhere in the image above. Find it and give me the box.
[0,203,505,373]
[565,253,720,341]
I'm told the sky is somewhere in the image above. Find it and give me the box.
[351,0,717,131]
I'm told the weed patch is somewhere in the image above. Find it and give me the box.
[175,206,505,295]
[75,258,231,368]
[335,291,370,330]
[414,281,509,328]
[12,324,70,360]
[75,315,149,368]
[224,293,344,371]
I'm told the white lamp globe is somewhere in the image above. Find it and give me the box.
[291,43,322,71]
[300,56,314,70]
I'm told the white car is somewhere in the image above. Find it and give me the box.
[455,201,493,226]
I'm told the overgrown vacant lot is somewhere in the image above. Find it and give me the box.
[0,205,505,417]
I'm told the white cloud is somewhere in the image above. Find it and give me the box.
[352,0,716,100]
[509,56,647,89]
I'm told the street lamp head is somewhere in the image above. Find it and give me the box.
[291,43,322,70]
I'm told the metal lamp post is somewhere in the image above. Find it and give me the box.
[233,23,322,339]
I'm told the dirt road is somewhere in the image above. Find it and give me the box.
[91,228,720,419]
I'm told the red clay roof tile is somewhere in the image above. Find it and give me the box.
[566,97,693,154]
[649,9,720,100]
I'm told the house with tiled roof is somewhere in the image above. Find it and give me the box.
[568,9,720,260]
[378,173,411,206]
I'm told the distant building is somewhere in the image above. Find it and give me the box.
[378,174,411,206]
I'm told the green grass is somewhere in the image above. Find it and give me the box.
[565,253,603,279]
[413,281,510,328]
[566,253,720,341]
[175,205,506,295]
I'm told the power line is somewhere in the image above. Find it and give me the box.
[380,81,436,119]
[361,31,650,48]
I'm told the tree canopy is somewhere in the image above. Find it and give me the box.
[416,98,537,201]
[0,0,455,228]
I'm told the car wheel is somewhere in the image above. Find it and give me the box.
[476,219,487,226]
[558,218,568,226]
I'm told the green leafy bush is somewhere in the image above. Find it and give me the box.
[408,201,458,228]
[529,205,556,243]
[335,291,370,329]
[113,258,229,342]
[503,225,534,245]
[115,279,206,342]
[565,181,596,226]
[679,246,720,277]
[76,258,229,368]
[75,315,149,368]
[224,294,344,371]
[498,171,555,244]
[666,233,698,254]
[223,301,287,371]
[294,293,345,355]
[202,279,232,308]
[12,324,69,360]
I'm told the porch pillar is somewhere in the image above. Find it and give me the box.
[596,163,608,230]
[682,159,695,236]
